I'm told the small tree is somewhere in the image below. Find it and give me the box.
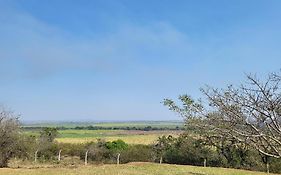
[0,108,21,167]
[34,127,59,162]
[153,135,174,164]
[106,139,128,164]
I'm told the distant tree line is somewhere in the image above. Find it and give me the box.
[23,125,184,131]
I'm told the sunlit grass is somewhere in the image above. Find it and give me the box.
[1,162,277,175]
[56,130,180,144]
[56,134,162,145]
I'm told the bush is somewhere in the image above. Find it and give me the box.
[121,145,153,163]
[106,139,128,152]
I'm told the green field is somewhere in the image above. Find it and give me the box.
[1,163,277,175]
[25,129,181,144]
[23,121,184,145]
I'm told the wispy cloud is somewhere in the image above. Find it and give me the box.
[0,6,195,80]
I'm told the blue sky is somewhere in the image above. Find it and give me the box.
[0,0,281,121]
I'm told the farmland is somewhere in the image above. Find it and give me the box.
[56,130,181,144]
[23,121,183,144]
[1,162,277,175]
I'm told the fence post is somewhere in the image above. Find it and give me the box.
[85,150,89,165]
[117,153,120,165]
[58,149,62,161]
[34,150,38,163]
[204,158,207,167]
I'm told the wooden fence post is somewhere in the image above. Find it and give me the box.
[117,153,120,165]
[34,150,38,163]
[85,150,89,165]
[204,158,207,167]
[58,149,62,161]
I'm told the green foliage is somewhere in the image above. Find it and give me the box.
[120,145,153,163]
[105,139,128,152]
[162,134,220,166]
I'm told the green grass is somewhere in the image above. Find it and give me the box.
[22,121,184,145]
[1,162,277,175]
[58,130,120,138]
[56,130,181,144]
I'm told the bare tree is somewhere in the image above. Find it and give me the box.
[202,72,281,158]
[33,127,59,163]
[164,71,281,159]
[0,108,20,167]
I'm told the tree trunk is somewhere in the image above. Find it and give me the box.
[266,162,270,174]
[204,158,207,167]
[85,150,89,166]
[117,153,120,165]
[34,150,38,163]
[58,149,62,161]
[160,156,163,164]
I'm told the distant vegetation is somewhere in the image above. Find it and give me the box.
[22,121,184,130]
[23,125,184,131]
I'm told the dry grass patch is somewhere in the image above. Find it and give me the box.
[1,162,279,175]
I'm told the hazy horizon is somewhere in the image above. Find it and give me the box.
[21,118,183,123]
[1,0,281,121]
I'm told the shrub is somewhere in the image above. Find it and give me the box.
[121,145,153,163]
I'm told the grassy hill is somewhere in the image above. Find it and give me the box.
[1,162,277,175]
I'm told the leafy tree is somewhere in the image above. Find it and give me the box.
[34,127,59,162]
[153,135,175,163]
